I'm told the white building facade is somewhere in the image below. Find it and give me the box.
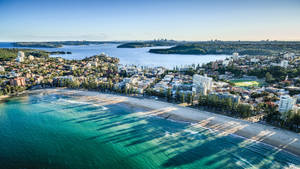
[0,65,4,72]
[278,95,296,113]
[192,74,213,95]
[232,52,239,59]
[16,51,25,62]
[280,60,289,68]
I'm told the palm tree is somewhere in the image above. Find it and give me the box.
[175,89,180,102]
[167,88,172,102]
[180,92,185,103]
[187,93,192,105]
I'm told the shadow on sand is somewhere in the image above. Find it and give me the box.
[60,95,300,168]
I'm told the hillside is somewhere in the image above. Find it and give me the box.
[117,40,179,48]
[149,41,300,56]
[0,48,50,61]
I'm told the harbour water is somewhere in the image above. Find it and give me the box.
[0,42,229,68]
[0,92,299,169]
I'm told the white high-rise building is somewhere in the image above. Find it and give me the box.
[232,52,239,59]
[0,65,4,72]
[280,60,289,68]
[222,60,230,66]
[278,95,296,113]
[16,51,25,62]
[192,74,213,95]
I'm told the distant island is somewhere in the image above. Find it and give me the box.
[149,41,300,56]
[13,41,122,48]
[49,51,72,55]
[117,40,179,48]
[14,42,62,48]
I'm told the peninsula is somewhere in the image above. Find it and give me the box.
[149,41,300,56]
[117,40,179,48]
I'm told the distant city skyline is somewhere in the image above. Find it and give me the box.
[0,0,300,41]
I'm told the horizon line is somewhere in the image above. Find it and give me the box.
[1,39,300,42]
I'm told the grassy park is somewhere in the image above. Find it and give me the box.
[230,80,261,87]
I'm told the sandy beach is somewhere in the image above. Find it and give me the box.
[28,88,300,157]
[0,95,10,100]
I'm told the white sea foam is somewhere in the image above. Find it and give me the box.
[183,129,198,135]
[58,99,108,111]
[234,156,255,169]
[284,163,299,169]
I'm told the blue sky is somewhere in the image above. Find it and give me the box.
[0,0,299,41]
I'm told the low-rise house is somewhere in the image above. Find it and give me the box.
[28,55,35,61]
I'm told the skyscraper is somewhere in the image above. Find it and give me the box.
[16,51,25,62]
[278,95,296,113]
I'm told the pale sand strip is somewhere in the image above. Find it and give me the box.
[0,95,10,101]
[30,88,300,157]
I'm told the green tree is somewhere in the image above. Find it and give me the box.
[187,93,193,105]
[265,72,274,83]
[167,88,172,102]
[175,89,180,102]
[180,93,185,103]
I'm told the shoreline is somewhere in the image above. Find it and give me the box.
[22,88,300,157]
[0,91,27,102]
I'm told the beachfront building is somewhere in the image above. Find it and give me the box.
[192,74,212,95]
[280,60,289,68]
[278,95,296,113]
[210,92,240,103]
[16,51,25,62]
[10,77,26,87]
[153,74,173,92]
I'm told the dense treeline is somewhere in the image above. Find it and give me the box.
[149,41,300,56]
[117,40,179,48]
[248,65,300,83]
[264,105,300,132]
[0,48,18,61]
[143,86,254,118]
[0,48,49,61]
[0,79,26,96]
[14,42,62,48]
[49,51,72,55]
[198,94,253,118]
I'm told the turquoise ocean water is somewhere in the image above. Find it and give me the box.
[0,92,299,169]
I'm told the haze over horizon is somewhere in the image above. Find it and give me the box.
[0,0,300,41]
